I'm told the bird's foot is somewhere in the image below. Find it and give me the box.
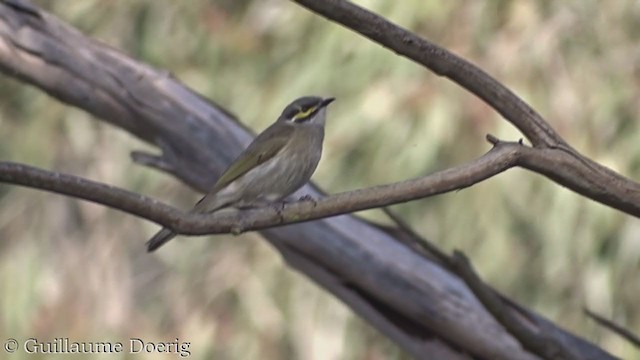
[298,194,317,207]
[268,201,287,223]
[268,201,285,211]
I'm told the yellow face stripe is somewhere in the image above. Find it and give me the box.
[294,106,317,121]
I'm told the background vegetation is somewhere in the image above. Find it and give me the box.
[1,0,639,358]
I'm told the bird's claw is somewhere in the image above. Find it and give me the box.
[299,194,317,206]
[268,201,287,223]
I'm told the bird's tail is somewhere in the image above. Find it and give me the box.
[146,228,177,252]
[145,192,230,252]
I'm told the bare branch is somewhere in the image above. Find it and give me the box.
[10,135,619,237]
[584,308,640,349]
[0,2,618,359]
[381,206,451,266]
[0,137,517,235]
[452,251,580,360]
[291,0,640,220]
[291,0,561,147]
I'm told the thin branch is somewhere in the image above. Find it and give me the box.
[0,136,518,235]
[292,0,640,221]
[383,207,595,360]
[381,206,451,266]
[5,133,640,235]
[584,308,640,349]
[452,251,579,360]
[292,0,561,147]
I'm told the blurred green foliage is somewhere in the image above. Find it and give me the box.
[0,0,639,359]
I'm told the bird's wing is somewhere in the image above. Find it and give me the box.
[211,122,294,193]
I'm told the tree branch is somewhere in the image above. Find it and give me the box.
[291,0,561,147]
[1,136,614,236]
[0,1,618,359]
[452,252,579,360]
[0,136,515,234]
[584,308,640,349]
[291,0,640,220]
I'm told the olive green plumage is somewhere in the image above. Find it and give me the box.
[146,96,335,252]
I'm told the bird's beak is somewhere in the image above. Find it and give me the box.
[320,97,336,107]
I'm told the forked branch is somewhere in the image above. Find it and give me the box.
[292,0,640,219]
[2,136,627,236]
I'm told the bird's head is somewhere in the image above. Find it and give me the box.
[279,96,335,125]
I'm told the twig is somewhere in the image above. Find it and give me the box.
[381,207,452,266]
[584,308,640,349]
[451,251,579,360]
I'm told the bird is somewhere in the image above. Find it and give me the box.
[146,96,335,252]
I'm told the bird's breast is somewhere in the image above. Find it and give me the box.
[214,125,324,207]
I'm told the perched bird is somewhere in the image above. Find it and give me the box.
[146,96,335,252]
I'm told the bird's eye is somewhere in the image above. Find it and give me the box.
[294,106,317,121]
